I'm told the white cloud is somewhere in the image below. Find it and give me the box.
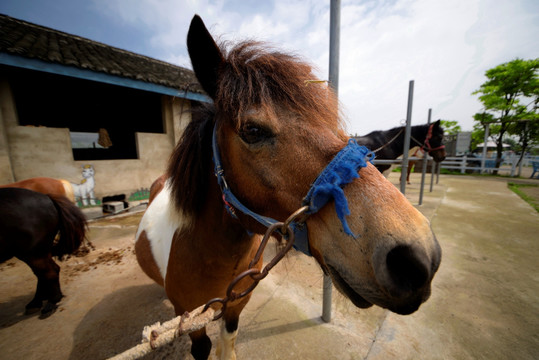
[91,0,539,134]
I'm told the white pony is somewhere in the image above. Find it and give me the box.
[72,165,96,206]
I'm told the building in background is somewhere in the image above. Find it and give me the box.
[0,14,209,201]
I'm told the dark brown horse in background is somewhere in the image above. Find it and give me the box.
[0,188,87,318]
[135,16,441,360]
[355,120,446,180]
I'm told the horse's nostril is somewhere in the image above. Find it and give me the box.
[386,245,430,294]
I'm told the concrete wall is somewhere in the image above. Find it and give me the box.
[0,79,192,199]
[0,81,15,183]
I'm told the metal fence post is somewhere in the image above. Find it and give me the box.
[511,156,517,177]
[322,0,341,324]
[481,124,489,174]
[400,80,414,195]
[419,109,431,205]
[430,160,435,192]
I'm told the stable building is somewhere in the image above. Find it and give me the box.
[0,14,208,202]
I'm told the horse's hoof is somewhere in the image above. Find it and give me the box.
[24,306,42,315]
[25,300,43,315]
[39,302,58,319]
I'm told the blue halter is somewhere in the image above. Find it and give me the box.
[212,123,373,256]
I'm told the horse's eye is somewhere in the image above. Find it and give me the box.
[239,123,273,144]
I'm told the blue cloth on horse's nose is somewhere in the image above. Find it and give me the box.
[302,139,373,238]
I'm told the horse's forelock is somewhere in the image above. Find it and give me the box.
[216,41,344,135]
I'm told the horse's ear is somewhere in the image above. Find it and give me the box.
[187,15,223,100]
[433,119,441,128]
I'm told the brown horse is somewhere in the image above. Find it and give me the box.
[135,15,441,360]
[0,177,75,202]
[0,188,87,318]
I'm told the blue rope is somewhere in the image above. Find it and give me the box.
[303,139,373,237]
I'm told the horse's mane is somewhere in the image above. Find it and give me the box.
[167,103,214,216]
[216,41,344,132]
[168,40,345,216]
[356,126,405,150]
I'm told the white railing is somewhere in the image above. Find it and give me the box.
[439,155,538,176]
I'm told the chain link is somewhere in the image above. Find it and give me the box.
[202,205,309,320]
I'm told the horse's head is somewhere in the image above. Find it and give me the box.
[426,120,446,162]
[185,15,441,315]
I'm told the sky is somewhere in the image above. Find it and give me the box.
[1,0,538,135]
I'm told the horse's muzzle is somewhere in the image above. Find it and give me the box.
[372,239,442,314]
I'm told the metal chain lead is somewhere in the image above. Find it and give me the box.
[202,205,310,320]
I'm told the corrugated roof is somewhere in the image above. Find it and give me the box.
[0,14,204,94]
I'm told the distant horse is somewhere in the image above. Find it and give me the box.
[135,16,441,360]
[0,188,87,318]
[355,120,446,178]
[0,165,97,206]
[0,176,75,202]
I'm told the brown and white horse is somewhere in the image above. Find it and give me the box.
[135,15,441,360]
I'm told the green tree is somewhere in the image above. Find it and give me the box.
[472,58,539,174]
[439,120,461,136]
[508,116,539,175]
[470,112,494,151]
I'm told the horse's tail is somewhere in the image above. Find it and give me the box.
[60,179,76,203]
[48,193,88,259]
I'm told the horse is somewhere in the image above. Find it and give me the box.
[135,15,441,360]
[0,188,87,318]
[0,165,97,206]
[355,121,446,179]
[0,176,75,202]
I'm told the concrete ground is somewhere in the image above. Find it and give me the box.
[1,172,538,359]
[231,172,539,360]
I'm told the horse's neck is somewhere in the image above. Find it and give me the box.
[390,125,428,156]
[410,125,428,147]
[383,127,406,157]
[190,175,256,257]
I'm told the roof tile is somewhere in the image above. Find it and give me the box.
[0,14,203,94]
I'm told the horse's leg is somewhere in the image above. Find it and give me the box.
[189,328,212,360]
[406,160,415,184]
[215,319,238,360]
[215,304,246,360]
[24,255,62,318]
[22,257,46,314]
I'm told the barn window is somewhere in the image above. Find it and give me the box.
[7,67,164,160]
[70,132,107,149]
